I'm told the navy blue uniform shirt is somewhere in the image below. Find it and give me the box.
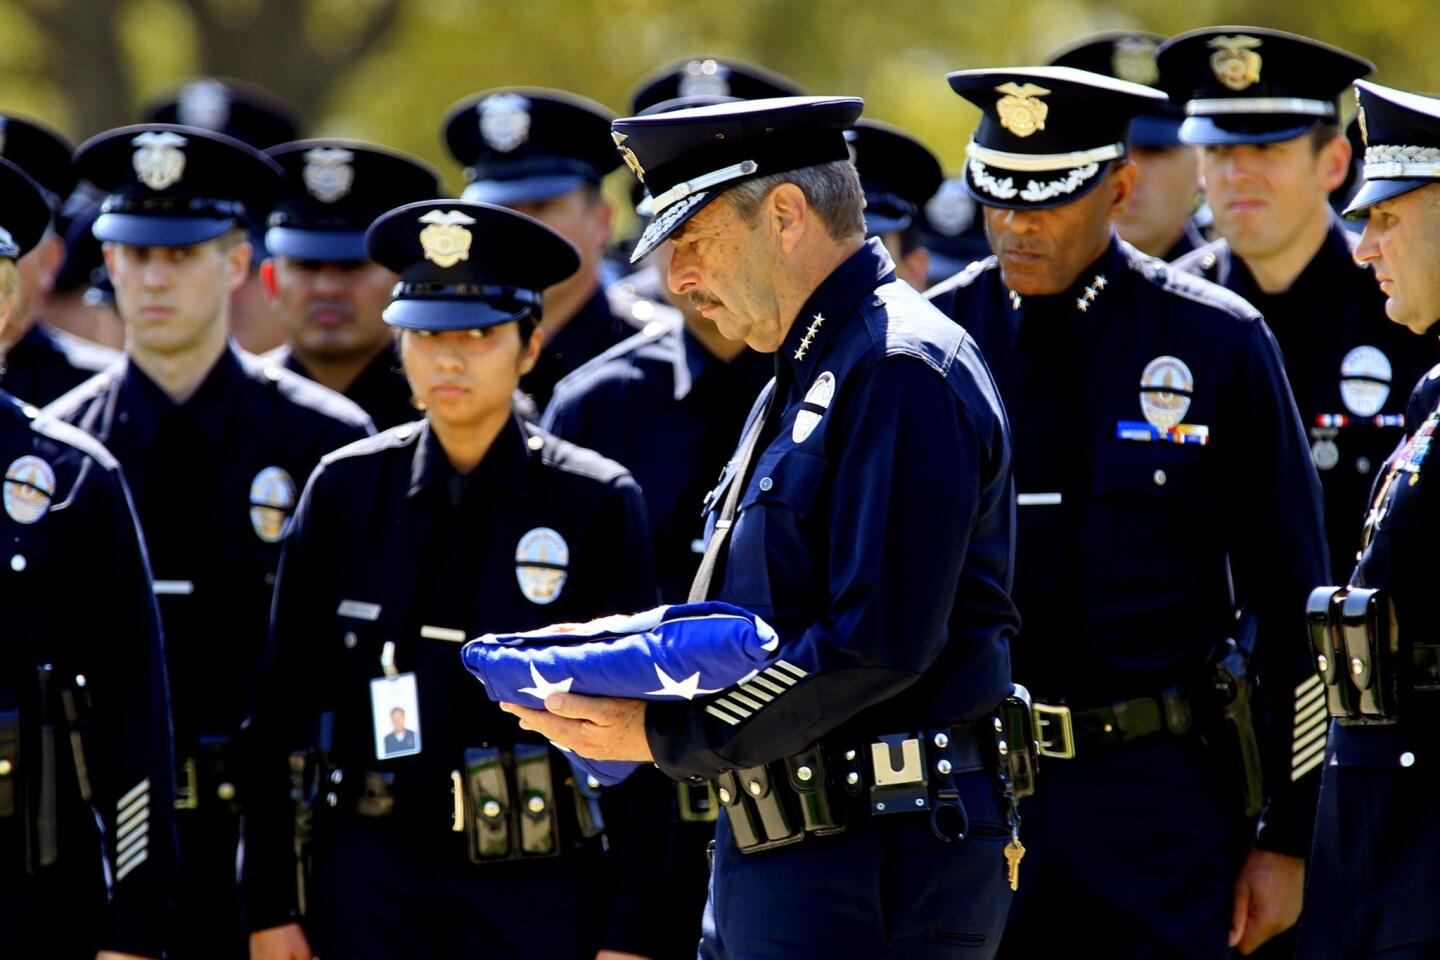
[44,345,372,751]
[1173,217,1437,582]
[646,238,1018,781]
[544,290,772,602]
[245,416,669,953]
[930,236,1329,854]
[0,391,174,958]
[0,322,118,408]
[521,285,643,413]
[266,341,417,432]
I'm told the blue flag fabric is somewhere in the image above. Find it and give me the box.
[460,602,780,784]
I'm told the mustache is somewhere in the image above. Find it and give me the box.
[688,290,723,310]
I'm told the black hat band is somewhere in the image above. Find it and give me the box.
[101,194,248,220]
[1185,97,1335,118]
[393,281,542,308]
[465,156,599,184]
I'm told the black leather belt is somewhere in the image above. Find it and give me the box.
[1033,689,1194,759]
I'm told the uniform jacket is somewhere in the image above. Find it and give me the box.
[930,235,1329,855]
[0,390,174,957]
[646,238,1019,780]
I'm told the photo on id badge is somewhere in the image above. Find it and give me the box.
[371,673,423,759]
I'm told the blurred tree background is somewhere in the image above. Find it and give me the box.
[0,0,1435,204]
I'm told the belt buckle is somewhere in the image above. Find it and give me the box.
[1033,703,1076,759]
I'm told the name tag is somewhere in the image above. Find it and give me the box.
[153,580,194,595]
[338,599,382,621]
[1016,493,1062,507]
[420,625,467,643]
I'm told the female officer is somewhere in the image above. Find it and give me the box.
[245,201,666,960]
[0,157,174,958]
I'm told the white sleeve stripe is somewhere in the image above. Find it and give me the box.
[1295,674,1323,698]
[116,806,149,840]
[115,848,148,882]
[750,675,786,695]
[117,778,151,810]
[1295,684,1326,713]
[117,797,149,828]
[705,704,743,726]
[1294,700,1328,728]
[115,839,148,872]
[116,821,148,855]
[774,660,808,679]
[763,668,797,687]
[728,690,764,711]
[714,697,753,718]
[1292,739,1327,770]
[739,684,774,703]
[1291,752,1326,781]
[1292,723,1328,755]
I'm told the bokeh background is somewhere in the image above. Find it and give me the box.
[1,0,1434,205]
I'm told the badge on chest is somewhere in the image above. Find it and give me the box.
[4,456,55,525]
[515,527,568,605]
[792,371,836,444]
[249,466,297,543]
[1116,356,1210,445]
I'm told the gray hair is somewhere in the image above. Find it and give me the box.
[724,160,867,242]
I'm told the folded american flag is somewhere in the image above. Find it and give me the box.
[460,602,780,784]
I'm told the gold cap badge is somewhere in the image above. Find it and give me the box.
[418,209,476,269]
[612,131,646,183]
[1357,105,1369,145]
[1112,38,1160,86]
[995,83,1051,138]
[1208,35,1263,92]
[131,131,188,191]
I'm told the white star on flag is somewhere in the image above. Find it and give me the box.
[644,664,722,700]
[518,662,574,700]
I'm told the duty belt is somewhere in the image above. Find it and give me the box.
[710,713,1026,856]
[1032,688,1194,760]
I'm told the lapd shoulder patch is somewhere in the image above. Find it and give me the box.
[4,456,56,525]
[249,466,297,543]
[515,527,568,605]
[792,371,836,443]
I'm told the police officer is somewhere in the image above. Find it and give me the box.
[442,89,639,411]
[545,60,796,604]
[926,66,1328,957]
[0,116,119,406]
[45,193,124,350]
[1298,81,1440,960]
[45,123,373,959]
[507,95,1022,959]
[0,156,175,959]
[1047,32,1209,260]
[1161,28,1438,585]
[146,77,305,356]
[244,199,668,960]
[260,140,440,430]
[848,119,944,290]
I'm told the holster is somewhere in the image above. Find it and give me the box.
[997,685,1039,800]
[1307,586,1402,724]
[177,735,241,814]
[1208,637,1265,818]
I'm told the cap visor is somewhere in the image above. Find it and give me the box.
[864,211,911,236]
[1343,178,1434,220]
[382,298,530,332]
[963,161,1110,211]
[1178,116,1321,146]
[93,213,236,247]
[1130,115,1185,147]
[630,190,713,263]
[265,227,369,262]
[461,174,588,206]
